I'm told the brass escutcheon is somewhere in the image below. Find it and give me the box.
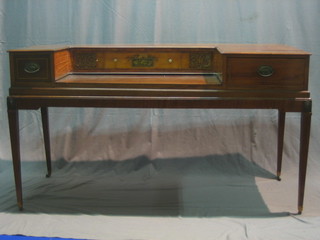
[24,62,40,74]
[258,65,274,77]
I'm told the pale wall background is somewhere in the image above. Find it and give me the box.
[0,1,320,239]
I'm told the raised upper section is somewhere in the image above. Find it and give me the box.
[8,44,311,98]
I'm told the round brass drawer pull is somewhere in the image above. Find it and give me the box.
[258,65,274,77]
[24,62,40,74]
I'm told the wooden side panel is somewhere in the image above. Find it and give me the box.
[54,50,72,79]
[212,48,224,85]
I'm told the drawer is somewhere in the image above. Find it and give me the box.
[227,57,308,90]
[11,52,52,83]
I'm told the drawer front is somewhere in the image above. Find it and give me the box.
[227,57,308,90]
[11,53,52,83]
[72,49,214,72]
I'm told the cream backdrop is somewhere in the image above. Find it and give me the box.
[0,1,320,240]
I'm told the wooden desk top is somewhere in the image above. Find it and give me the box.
[8,43,310,54]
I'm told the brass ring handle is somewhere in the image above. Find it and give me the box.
[257,65,274,77]
[24,62,41,74]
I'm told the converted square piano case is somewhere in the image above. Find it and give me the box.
[7,44,311,213]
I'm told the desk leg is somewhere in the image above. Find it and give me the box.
[41,107,52,177]
[7,100,23,210]
[277,110,285,181]
[298,110,312,214]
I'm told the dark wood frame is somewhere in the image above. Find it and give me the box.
[7,95,311,213]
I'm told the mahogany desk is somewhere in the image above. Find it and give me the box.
[7,44,312,213]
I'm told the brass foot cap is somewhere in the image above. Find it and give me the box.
[298,206,303,214]
[276,172,281,181]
